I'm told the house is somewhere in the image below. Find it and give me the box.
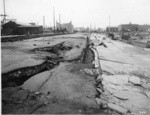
[56,21,74,33]
[16,25,43,35]
[1,21,43,35]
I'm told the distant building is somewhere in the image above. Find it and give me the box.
[118,23,139,32]
[1,21,43,35]
[56,21,74,33]
[106,27,118,33]
[75,27,89,33]
[138,24,150,32]
[148,28,150,33]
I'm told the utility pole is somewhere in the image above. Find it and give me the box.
[109,15,111,27]
[3,0,6,23]
[59,14,61,24]
[43,16,45,32]
[1,0,7,24]
[53,7,55,34]
[89,24,92,35]
[59,14,61,29]
[109,15,111,32]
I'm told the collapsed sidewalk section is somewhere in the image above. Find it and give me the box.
[90,34,150,115]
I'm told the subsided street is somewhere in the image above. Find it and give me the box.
[2,34,104,114]
[2,33,150,114]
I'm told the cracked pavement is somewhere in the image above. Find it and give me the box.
[91,33,150,115]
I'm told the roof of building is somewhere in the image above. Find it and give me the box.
[106,26,118,28]
[119,24,139,27]
[3,21,42,28]
[18,25,42,28]
[56,21,73,26]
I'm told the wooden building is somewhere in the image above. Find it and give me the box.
[1,21,43,35]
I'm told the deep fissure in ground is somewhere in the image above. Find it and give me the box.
[2,39,94,89]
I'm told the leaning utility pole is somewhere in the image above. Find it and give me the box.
[53,7,55,34]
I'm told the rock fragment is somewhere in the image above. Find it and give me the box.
[128,76,141,85]
[95,98,102,105]
[141,78,150,89]
[84,68,99,76]
[108,103,128,114]
[96,88,103,93]
[145,90,150,98]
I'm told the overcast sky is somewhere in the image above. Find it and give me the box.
[0,0,150,28]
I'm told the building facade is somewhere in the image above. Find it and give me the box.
[118,23,139,32]
[1,21,43,35]
[106,27,118,33]
[56,21,74,34]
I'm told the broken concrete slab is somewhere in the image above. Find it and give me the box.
[145,90,150,98]
[141,78,150,89]
[2,50,45,74]
[23,62,99,109]
[22,71,51,91]
[2,34,87,74]
[90,34,150,114]
[2,34,88,88]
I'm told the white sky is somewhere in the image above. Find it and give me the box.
[0,0,150,28]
